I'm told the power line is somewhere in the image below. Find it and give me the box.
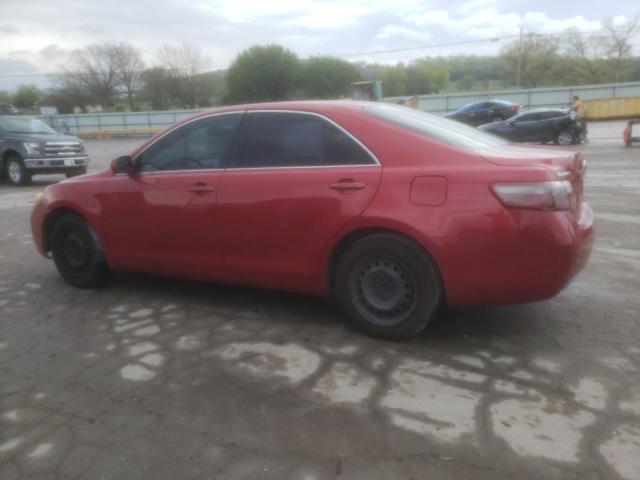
[0,27,633,79]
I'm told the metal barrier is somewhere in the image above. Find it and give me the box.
[410,81,640,116]
[38,81,640,137]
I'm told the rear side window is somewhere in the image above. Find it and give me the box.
[234,112,375,168]
[366,104,509,149]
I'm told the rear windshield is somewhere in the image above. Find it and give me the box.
[365,104,509,149]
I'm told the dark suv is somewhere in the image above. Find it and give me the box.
[0,116,89,186]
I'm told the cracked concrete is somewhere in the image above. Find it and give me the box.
[1,140,640,479]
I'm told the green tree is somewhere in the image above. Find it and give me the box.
[405,61,449,94]
[501,33,561,87]
[380,65,408,96]
[0,91,13,104]
[300,56,360,98]
[225,45,300,102]
[13,84,42,109]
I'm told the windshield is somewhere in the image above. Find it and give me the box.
[365,103,509,149]
[0,117,56,135]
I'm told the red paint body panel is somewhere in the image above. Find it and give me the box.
[31,101,594,308]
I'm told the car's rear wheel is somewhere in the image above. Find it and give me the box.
[65,167,88,178]
[51,214,110,288]
[334,233,442,340]
[5,155,31,186]
[555,129,575,146]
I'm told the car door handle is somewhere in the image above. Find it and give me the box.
[329,181,366,192]
[188,184,215,194]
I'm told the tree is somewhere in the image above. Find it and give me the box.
[12,84,42,109]
[225,45,300,102]
[601,16,639,82]
[380,65,408,96]
[501,33,561,87]
[405,60,449,94]
[112,43,145,110]
[0,90,14,104]
[300,56,360,98]
[64,44,122,107]
[563,28,611,84]
[139,67,171,110]
[157,43,210,108]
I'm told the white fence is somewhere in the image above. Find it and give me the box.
[39,81,640,136]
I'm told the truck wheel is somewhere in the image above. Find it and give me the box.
[65,167,88,178]
[5,155,32,186]
[51,214,110,288]
[334,233,442,341]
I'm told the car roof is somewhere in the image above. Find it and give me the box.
[187,100,372,121]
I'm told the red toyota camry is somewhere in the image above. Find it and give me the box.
[31,102,593,339]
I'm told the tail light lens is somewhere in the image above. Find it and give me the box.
[491,181,574,211]
[510,105,518,113]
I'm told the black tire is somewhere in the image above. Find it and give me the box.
[51,214,110,288]
[65,167,88,178]
[5,154,32,186]
[555,129,575,146]
[334,233,442,340]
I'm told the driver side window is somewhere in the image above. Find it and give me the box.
[138,113,243,172]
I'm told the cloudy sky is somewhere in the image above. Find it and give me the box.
[1,0,638,91]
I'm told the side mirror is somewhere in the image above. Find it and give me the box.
[111,155,134,175]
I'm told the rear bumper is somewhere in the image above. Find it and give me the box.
[24,156,89,171]
[439,202,594,307]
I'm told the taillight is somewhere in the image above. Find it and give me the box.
[491,181,573,211]
[510,105,518,113]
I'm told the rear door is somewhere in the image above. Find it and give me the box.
[216,111,382,279]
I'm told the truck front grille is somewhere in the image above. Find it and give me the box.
[44,141,82,157]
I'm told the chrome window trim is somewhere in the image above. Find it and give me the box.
[234,109,381,168]
[130,108,381,175]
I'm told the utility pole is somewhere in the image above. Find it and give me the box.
[515,24,524,88]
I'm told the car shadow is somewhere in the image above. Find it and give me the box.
[105,271,540,345]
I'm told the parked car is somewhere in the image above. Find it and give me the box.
[444,100,520,126]
[0,115,89,186]
[0,104,19,115]
[478,108,582,145]
[31,102,593,340]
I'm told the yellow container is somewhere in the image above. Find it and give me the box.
[584,97,640,120]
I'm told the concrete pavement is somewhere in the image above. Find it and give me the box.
[0,137,639,479]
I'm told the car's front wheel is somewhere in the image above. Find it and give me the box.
[51,214,110,288]
[555,129,575,145]
[334,233,442,340]
[5,155,31,186]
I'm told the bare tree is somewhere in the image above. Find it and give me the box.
[112,43,145,110]
[157,44,209,107]
[602,16,639,82]
[64,45,121,108]
[563,27,610,83]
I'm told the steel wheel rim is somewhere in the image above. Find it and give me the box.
[62,231,90,269]
[8,161,21,183]
[352,255,416,326]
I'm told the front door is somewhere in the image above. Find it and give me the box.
[98,112,244,273]
[217,111,382,280]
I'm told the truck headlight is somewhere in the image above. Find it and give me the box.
[23,142,43,156]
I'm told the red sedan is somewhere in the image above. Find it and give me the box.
[31,102,593,339]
